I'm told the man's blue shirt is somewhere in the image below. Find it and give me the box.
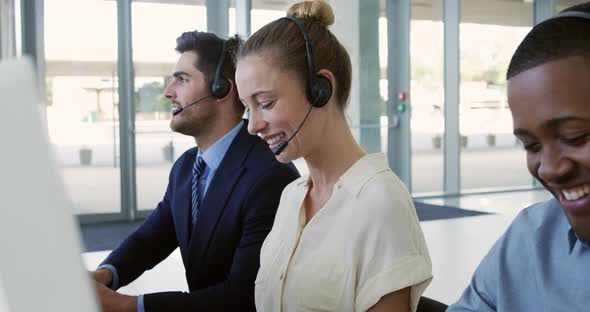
[196,120,244,198]
[448,198,590,312]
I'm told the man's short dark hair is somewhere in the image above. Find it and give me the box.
[507,2,590,80]
[175,31,244,115]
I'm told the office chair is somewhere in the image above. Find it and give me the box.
[417,296,448,312]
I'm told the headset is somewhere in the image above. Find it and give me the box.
[281,16,333,107]
[270,16,333,156]
[210,39,231,99]
[172,39,230,116]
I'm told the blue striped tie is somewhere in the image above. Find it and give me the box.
[191,156,206,224]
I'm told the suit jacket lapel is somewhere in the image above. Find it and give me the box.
[188,122,257,266]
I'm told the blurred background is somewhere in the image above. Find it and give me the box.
[1,0,580,222]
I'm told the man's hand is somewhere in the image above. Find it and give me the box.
[93,281,138,312]
[92,268,113,287]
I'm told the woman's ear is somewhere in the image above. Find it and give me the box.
[316,68,336,108]
[317,69,336,91]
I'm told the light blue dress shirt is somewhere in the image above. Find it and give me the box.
[448,198,590,312]
[98,121,244,312]
[195,120,244,198]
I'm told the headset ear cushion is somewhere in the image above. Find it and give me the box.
[310,75,332,107]
[211,77,230,99]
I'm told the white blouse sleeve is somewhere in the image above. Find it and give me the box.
[354,175,432,312]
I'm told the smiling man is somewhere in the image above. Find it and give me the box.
[90,30,299,312]
[447,3,590,312]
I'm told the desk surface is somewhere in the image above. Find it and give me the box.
[421,214,512,303]
[84,214,512,304]
[84,249,188,295]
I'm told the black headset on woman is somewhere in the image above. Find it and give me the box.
[271,16,334,156]
[281,15,333,107]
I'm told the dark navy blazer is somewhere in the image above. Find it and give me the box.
[102,122,299,311]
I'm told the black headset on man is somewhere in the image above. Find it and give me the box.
[172,40,231,116]
[271,15,333,156]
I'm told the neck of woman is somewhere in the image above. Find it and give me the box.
[304,117,366,194]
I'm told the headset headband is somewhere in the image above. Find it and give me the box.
[282,16,317,95]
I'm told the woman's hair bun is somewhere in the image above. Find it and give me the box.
[286,0,335,27]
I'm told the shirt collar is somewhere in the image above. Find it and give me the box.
[338,153,391,196]
[197,121,243,171]
[294,153,391,196]
[568,228,578,254]
[568,228,590,253]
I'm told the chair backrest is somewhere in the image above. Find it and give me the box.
[417,296,448,312]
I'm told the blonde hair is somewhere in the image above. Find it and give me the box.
[287,0,334,28]
[237,0,352,109]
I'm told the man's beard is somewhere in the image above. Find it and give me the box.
[170,108,214,138]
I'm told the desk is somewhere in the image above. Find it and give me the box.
[84,249,188,295]
[84,214,512,304]
[421,214,512,303]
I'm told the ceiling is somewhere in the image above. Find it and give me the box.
[125,0,584,26]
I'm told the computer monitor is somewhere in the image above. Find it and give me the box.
[0,280,9,312]
[0,58,98,312]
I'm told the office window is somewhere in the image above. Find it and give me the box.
[251,1,291,33]
[556,0,586,12]
[410,0,444,194]
[131,0,207,211]
[45,0,121,215]
[459,0,533,191]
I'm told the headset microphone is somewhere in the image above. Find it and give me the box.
[172,95,212,116]
[271,16,333,156]
[172,37,230,116]
[272,104,314,156]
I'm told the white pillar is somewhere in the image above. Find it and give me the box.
[330,0,382,153]
[206,0,230,37]
[443,0,461,195]
[1,0,16,59]
[386,0,412,188]
[235,0,251,38]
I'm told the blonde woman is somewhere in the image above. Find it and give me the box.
[236,1,432,311]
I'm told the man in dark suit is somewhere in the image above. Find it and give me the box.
[92,30,299,312]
